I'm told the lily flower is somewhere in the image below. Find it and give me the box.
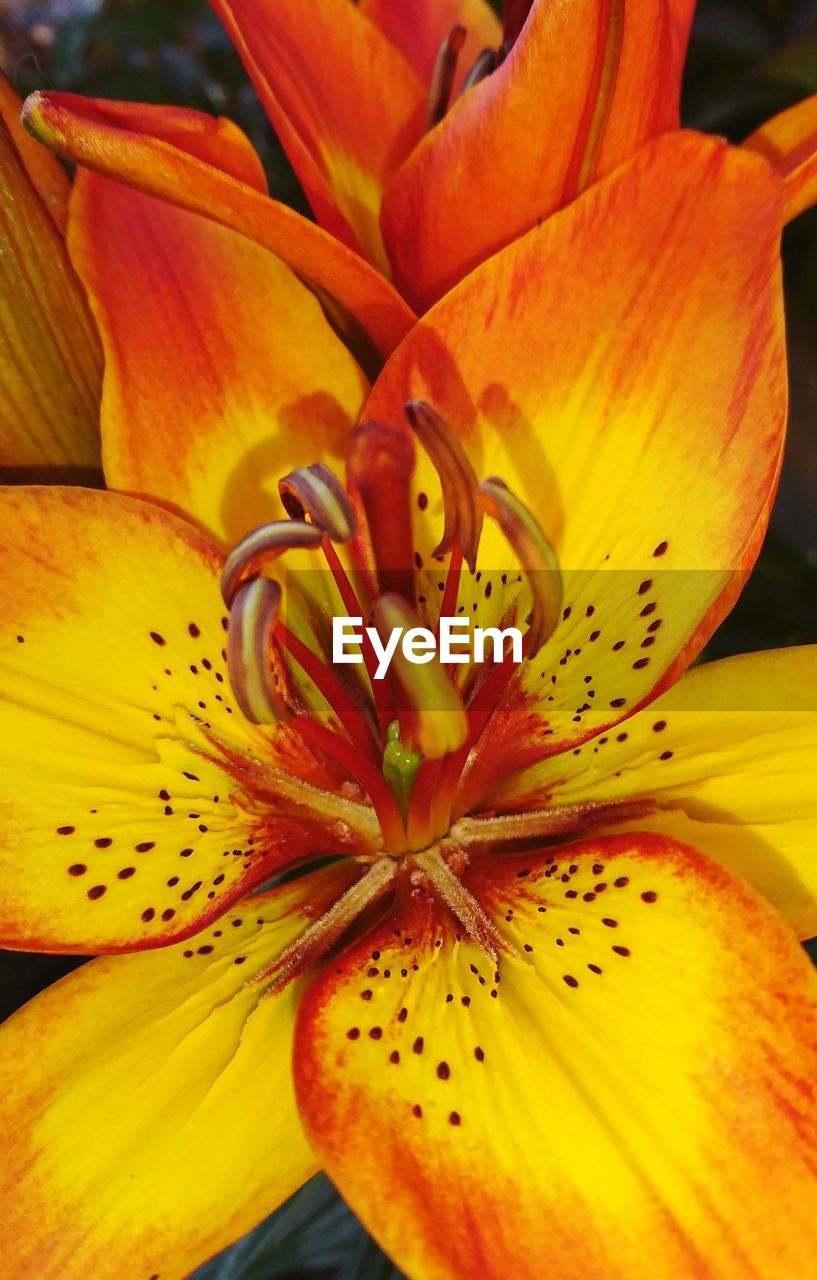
[0,73,101,479]
[21,0,817,330]
[2,129,817,1278]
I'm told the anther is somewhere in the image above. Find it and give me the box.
[221,520,323,608]
[458,47,498,98]
[426,22,467,130]
[226,577,286,724]
[278,462,356,542]
[476,477,562,655]
[404,400,482,571]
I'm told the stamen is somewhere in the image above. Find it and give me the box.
[278,462,356,542]
[477,476,562,655]
[347,420,416,601]
[278,624,380,764]
[253,857,396,993]
[372,593,468,759]
[297,719,407,854]
[226,577,286,724]
[413,848,516,960]
[458,47,498,98]
[221,519,323,608]
[404,400,482,571]
[426,22,467,130]
[451,798,658,848]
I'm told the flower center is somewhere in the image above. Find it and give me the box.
[221,400,562,858]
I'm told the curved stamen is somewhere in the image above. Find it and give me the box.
[221,519,323,608]
[226,576,286,724]
[477,476,562,656]
[372,593,468,759]
[404,400,483,571]
[278,462,357,542]
[426,22,467,130]
[458,46,498,98]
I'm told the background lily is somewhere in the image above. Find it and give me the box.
[19,0,817,335]
[0,72,101,480]
[2,130,817,1279]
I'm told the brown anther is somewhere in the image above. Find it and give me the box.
[477,476,561,655]
[226,577,286,724]
[457,46,498,98]
[278,462,356,542]
[404,400,482,571]
[220,519,324,608]
[426,22,467,130]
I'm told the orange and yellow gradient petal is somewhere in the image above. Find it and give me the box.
[381,0,696,309]
[22,91,416,360]
[296,834,817,1280]
[0,862,357,1280]
[211,0,425,271]
[744,93,817,223]
[367,132,787,773]
[70,173,368,548]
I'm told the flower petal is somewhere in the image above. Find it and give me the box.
[0,863,356,1280]
[744,94,817,223]
[22,91,416,360]
[211,0,425,271]
[0,95,101,478]
[70,172,368,546]
[493,646,817,941]
[0,70,69,230]
[365,132,787,771]
[381,0,696,309]
[359,0,502,93]
[296,834,817,1279]
[0,487,378,952]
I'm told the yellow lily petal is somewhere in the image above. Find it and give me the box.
[366,133,787,773]
[492,646,817,941]
[744,93,817,222]
[296,834,817,1279]
[0,862,357,1280]
[0,487,379,952]
[0,93,101,478]
[70,172,368,547]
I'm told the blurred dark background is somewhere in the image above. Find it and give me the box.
[0,1,816,1275]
